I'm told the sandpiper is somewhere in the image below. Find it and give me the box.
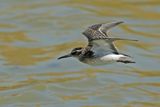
[58,21,138,65]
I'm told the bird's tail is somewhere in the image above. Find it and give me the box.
[117,55,135,64]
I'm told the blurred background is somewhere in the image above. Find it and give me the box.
[0,0,159,107]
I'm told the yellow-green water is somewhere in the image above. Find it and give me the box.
[0,0,160,107]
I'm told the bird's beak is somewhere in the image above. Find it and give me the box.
[57,54,71,60]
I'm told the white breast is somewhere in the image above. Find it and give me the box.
[82,54,125,65]
[100,54,124,61]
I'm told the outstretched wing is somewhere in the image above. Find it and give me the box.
[99,21,124,35]
[82,21,125,54]
[82,21,124,41]
[88,38,137,57]
[80,21,137,60]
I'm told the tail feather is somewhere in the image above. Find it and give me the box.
[117,60,135,64]
[117,55,135,64]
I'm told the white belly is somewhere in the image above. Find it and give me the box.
[82,54,124,65]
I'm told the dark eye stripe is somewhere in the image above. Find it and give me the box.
[72,51,76,54]
[75,47,82,50]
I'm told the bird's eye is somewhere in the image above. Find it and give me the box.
[71,51,76,55]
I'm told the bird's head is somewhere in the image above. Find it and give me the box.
[58,47,83,60]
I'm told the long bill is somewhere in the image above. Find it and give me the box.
[57,54,71,60]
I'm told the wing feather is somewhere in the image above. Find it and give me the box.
[81,21,137,59]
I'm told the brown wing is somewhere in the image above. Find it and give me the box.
[80,21,137,60]
[82,21,124,41]
[82,21,124,53]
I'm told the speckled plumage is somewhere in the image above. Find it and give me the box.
[58,21,137,65]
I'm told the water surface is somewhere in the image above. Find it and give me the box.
[0,0,160,107]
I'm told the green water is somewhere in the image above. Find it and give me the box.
[0,0,160,107]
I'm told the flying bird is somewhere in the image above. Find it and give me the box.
[58,21,138,65]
